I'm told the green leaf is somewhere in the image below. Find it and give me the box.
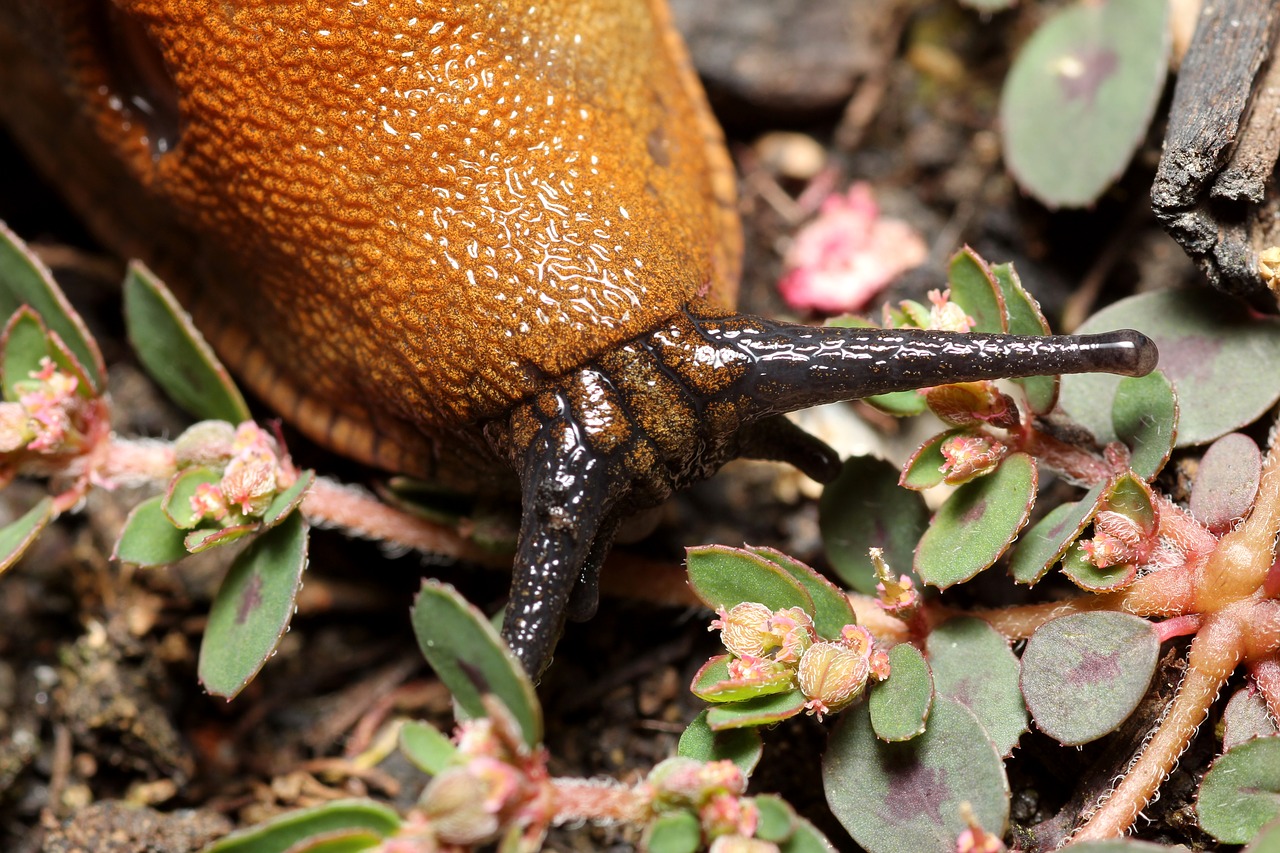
[1008,482,1106,585]
[1112,371,1177,480]
[411,581,542,747]
[1020,612,1159,745]
[1244,816,1280,853]
[1000,0,1169,207]
[163,467,222,529]
[1060,541,1137,591]
[201,799,399,853]
[900,430,965,492]
[869,643,932,742]
[1061,473,1155,592]
[644,810,701,853]
[753,795,797,842]
[398,720,458,775]
[947,247,1007,333]
[1,308,51,401]
[1191,433,1262,534]
[1222,686,1279,752]
[677,710,763,777]
[990,263,1057,414]
[915,452,1037,588]
[124,262,250,423]
[0,497,54,575]
[691,655,795,703]
[280,830,382,853]
[261,470,315,530]
[824,697,1009,853]
[780,818,838,853]
[820,456,928,594]
[186,523,258,554]
[199,513,309,699]
[685,545,813,614]
[1198,737,1280,844]
[1063,289,1280,447]
[113,496,191,567]
[747,546,855,639]
[706,689,807,730]
[0,222,104,390]
[927,617,1028,757]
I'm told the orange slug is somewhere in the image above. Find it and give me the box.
[0,0,1157,677]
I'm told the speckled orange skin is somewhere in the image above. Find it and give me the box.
[0,0,740,486]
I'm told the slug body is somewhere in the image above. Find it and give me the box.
[0,0,1157,678]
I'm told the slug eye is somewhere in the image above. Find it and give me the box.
[88,0,181,158]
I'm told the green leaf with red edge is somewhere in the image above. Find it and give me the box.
[686,545,813,615]
[398,720,458,775]
[1,308,51,401]
[691,654,795,703]
[410,581,542,747]
[826,315,927,416]
[0,497,53,576]
[706,689,806,730]
[0,222,105,391]
[124,261,251,424]
[747,546,855,638]
[927,617,1028,757]
[1112,371,1177,480]
[1063,289,1280,447]
[163,466,221,529]
[990,263,1058,414]
[261,470,315,530]
[1008,481,1107,585]
[900,429,966,491]
[824,697,1009,853]
[1222,686,1279,752]
[113,496,191,567]
[201,799,400,853]
[1191,433,1262,535]
[915,452,1037,588]
[868,643,932,742]
[1060,543,1138,591]
[1000,0,1169,207]
[644,811,701,853]
[199,512,309,699]
[677,710,763,777]
[1198,737,1280,844]
[186,522,258,554]
[820,456,928,594]
[1061,473,1155,592]
[947,247,1007,334]
[282,829,382,853]
[1020,611,1159,745]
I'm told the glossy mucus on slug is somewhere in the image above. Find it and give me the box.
[0,0,1159,681]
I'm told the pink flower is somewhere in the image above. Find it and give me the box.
[778,183,927,314]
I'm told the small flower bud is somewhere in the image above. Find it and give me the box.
[419,766,502,846]
[709,836,780,853]
[0,403,33,453]
[926,289,974,333]
[871,548,920,618]
[768,607,816,662]
[925,383,1015,429]
[712,602,780,658]
[798,641,870,720]
[939,433,1008,485]
[173,420,237,468]
[220,450,278,516]
[700,794,759,841]
[189,481,229,522]
[1081,510,1148,567]
[726,654,794,688]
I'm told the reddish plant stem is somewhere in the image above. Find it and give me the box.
[549,779,652,824]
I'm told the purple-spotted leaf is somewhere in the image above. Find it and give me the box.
[706,689,806,730]
[186,523,257,554]
[947,247,1007,333]
[900,429,965,491]
[1063,289,1280,447]
[691,654,795,703]
[1112,371,1177,480]
[826,315,927,416]
[199,512,309,699]
[915,452,1037,588]
[991,263,1057,414]
[261,470,315,529]
[824,697,1008,853]
[644,811,700,853]
[686,545,813,614]
[0,222,105,390]
[124,262,250,424]
[820,456,928,594]
[113,496,191,567]
[927,617,1028,757]
[868,643,932,741]
[1020,612,1159,745]
[677,710,763,776]
[1223,686,1279,752]
[0,497,53,575]
[1197,737,1280,844]
[411,581,541,747]
[1191,433,1263,534]
[398,720,458,775]
[1008,481,1107,585]
[163,466,221,529]
[1000,0,1169,207]
[1062,473,1155,591]
[747,546,855,639]
[202,799,400,853]
[782,818,838,853]
[1,308,51,401]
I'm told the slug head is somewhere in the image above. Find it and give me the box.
[490,303,1158,679]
